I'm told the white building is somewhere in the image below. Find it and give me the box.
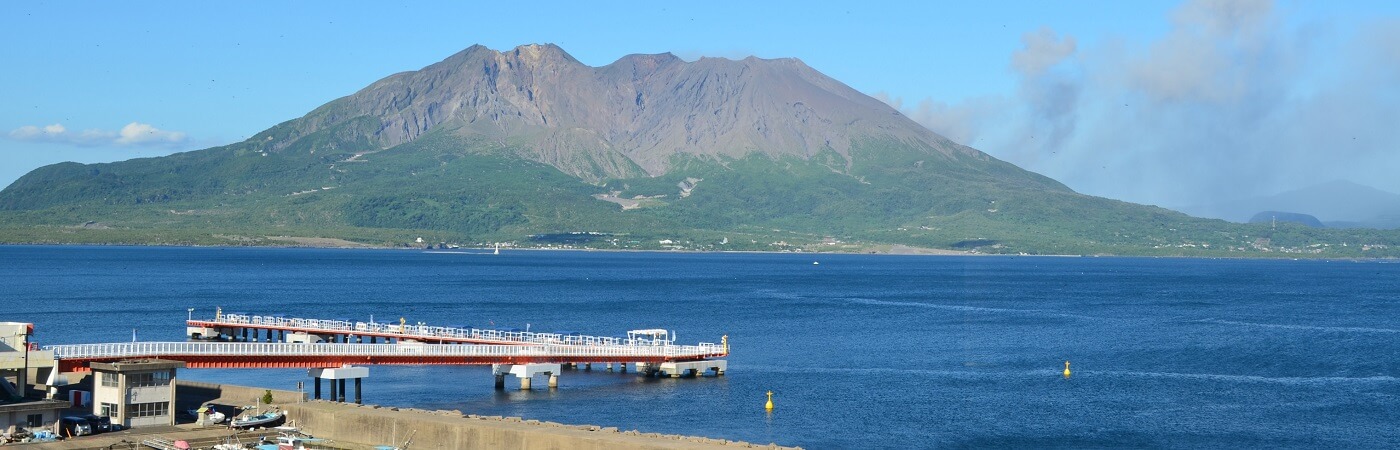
[0,322,64,437]
[90,360,185,428]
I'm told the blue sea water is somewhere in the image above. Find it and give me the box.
[2,246,1398,448]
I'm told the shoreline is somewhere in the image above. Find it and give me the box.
[25,379,799,450]
[1,241,1395,261]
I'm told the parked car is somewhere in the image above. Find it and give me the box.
[58,416,92,437]
[79,414,112,433]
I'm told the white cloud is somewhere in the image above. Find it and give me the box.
[116,122,187,145]
[7,122,189,148]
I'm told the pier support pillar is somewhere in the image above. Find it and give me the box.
[606,363,613,372]
[494,374,505,390]
[493,364,561,391]
[309,366,368,403]
[548,374,558,389]
[660,360,727,378]
[584,363,591,371]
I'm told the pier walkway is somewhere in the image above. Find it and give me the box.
[45,341,728,373]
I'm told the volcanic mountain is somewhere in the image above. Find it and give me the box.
[0,44,1305,255]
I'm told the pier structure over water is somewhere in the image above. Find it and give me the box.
[42,311,728,400]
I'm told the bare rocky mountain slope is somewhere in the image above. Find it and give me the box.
[272,43,1010,183]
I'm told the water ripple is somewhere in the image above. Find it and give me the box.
[1198,318,1400,334]
[846,297,1105,321]
[1099,370,1399,385]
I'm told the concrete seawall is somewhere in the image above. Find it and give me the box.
[283,401,797,450]
[175,379,304,411]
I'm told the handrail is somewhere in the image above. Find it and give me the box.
[44,342,726,361]
[196,314,683,348]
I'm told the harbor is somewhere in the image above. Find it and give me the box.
[2,311,765,449]
[10,380,790,449]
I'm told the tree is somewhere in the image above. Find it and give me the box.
[261,389,274,405]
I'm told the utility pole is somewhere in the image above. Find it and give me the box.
[19,329,29,399]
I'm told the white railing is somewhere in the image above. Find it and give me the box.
[202,314,680,348]
[45,342,726,361]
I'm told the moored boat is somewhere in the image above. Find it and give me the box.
[231,408,285,429]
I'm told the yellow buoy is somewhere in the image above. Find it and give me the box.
[1063,360,1072,379]
[765,391,774,411]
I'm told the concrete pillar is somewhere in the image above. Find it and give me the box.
[584,363,591,371]
[606,363,613,372]
[265,329,272,342]
[520,376,532,390]
[338,379,346,402]
[548,374,558,389]
[494,374,505,390]
[620,363,627,373]
[354,378,362,404]
[242,328,249,341]
[370,336,377,344]
[313,378,321,400]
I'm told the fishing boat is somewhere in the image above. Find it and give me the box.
[231,406,285,429]
[254,427,328,450]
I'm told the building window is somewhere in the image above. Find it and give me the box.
[128,402,169,417]
[26,413,43,427]
[101,372,119,387]
[100,402,118,417]
[126,371,171,387]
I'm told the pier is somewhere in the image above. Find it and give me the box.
[4,312,729,437]
[46,311,727,394]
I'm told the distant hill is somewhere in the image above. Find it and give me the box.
[1248,211,1324,228]
[1177,180,1400,229]
[2,44,1398,257]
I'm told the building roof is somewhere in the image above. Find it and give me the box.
[89,359,187,372]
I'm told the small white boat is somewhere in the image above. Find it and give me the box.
[191,405,227,424]
[231,408,285,429]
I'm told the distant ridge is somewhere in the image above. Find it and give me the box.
[1176,180,1400,229]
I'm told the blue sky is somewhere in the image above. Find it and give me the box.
[3,1,1399,207]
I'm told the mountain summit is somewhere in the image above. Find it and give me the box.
[10,44,1381,256]
[269,43,994,182]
